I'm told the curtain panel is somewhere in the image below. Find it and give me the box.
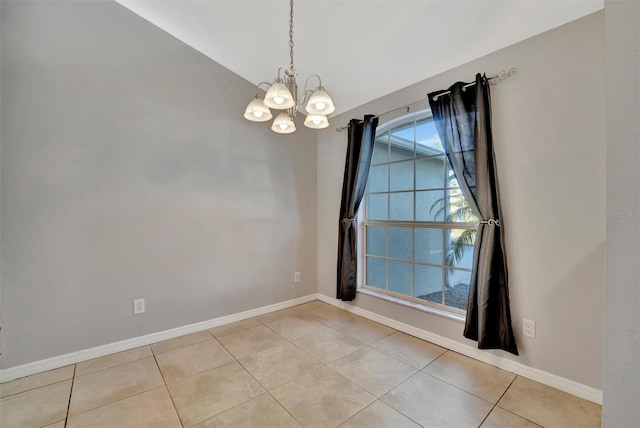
[336,115,379,301]
[428,74,518,355]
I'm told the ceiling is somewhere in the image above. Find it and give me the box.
[115,0,603,117]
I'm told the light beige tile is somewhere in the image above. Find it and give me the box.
[216,324,287,359]
[239,342,324,390]
[481,406,542,428]
[256,308,300,324]
[67,386,181,427]
[371,332,446,369]
[333,317,395,345]
[209,318,262,337]
[69,357,164,417]
[262,312,326,340]
[381,372,493,427]
[339,400,420,428]
[167,361,265,427]
[156,339,234,383]
[310,306,356,326]
[0,380,71,428]
[423,351,516,403]
[330,347,417,397]
[291,300,330,312]
[42,421,66,428]
[293,328,365,363]
[498,376,602,428]
[193,394,301,428]
[0,365,74,398]
[151,330,213,355]
[75,346,152,376]
[271,366,375,428]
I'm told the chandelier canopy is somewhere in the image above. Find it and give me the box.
[243,0,335,134]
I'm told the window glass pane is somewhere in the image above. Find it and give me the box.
[372,133,389,164]
[416,190,445,222]
[389,192,413,221]
[368,165,388,193]
[388,260,412,296]
[366,226,386,257]
[390,122,415,161]
[445,228,476,269]
[444,269,471,310]
[366,257,386,289]
[362,113,477,314]
[390,160,414,191]
[367,194,388,221]
[448,190,479,223]
[414,228,443,265]
[388,227,412,261]
[415,264,443,303]
[447,164,459,189]
[416,155,446,190]
[416,117,443,156]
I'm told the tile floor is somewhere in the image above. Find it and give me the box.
[0,300,602,428]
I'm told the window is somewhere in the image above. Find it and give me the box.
[361,111,478,314]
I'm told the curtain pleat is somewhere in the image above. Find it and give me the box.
[428,74,518,355]
[336,115,378,301]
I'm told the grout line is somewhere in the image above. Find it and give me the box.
[490,404,542,427]
[0,376,75,399]
[476,376,519,428]
[63,364,76,428]
[150,331,214,357]
[152,351,185,427]
[265,389,305,427]
[66,385,171,424]
[73,346,152,379]
[233,356,305,427]
[419,370,499,406]
[495,375,518,405]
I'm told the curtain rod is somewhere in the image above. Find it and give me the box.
[431,68,517,101]
[334,101,423,132]
[335,68,517,132]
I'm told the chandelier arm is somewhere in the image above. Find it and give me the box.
[255,81,273,93]
[302,74,323,93]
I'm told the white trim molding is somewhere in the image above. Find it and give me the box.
[317,293,603,405]
[0,293,318,383]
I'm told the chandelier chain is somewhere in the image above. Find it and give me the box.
[289,0,295,71]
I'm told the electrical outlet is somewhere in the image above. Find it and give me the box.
[523,319,536,338]
[133,298,145,315]
[294,272,301,283]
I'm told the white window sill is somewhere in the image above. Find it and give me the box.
[356,288,466,323]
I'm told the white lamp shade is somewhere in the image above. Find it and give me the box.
[244,96,272,122]
[305,88,335,115]
[304,114,329,129]
[271,113,296,134]
[264,82,295,109]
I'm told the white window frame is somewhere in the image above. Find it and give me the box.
[358,110,478,315]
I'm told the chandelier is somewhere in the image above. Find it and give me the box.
[243,0,335,134]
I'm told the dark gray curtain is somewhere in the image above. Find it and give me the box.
[337,115,379,301]
[428,74,518,355]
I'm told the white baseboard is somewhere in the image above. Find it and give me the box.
[317,293,603,405]
[0,293,318,383]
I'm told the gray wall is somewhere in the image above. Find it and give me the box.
[603,0,640,425]
[0,0,317,368]
[318,12,606,389]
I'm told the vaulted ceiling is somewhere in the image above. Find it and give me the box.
[116,0,603,116]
